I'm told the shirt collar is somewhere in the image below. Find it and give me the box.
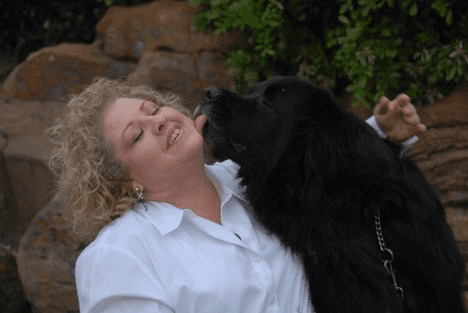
[135,160,247,236]
[205,160,247,205]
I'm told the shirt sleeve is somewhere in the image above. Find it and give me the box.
[366,115,419,148]
[75,244,174,313]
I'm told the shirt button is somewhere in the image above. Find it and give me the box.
[267,296,276,305]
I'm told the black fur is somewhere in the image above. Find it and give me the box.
[197,77,465,313]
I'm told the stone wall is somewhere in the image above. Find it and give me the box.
[0,0,467,312]
[412,83,468,307]
[409,82,468,258]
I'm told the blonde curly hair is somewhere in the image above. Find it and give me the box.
[46,77,189,236]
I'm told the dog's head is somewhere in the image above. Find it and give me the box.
[196,77,348,173]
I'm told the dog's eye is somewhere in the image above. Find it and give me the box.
[259,100,271,108]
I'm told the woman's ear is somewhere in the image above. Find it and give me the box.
[131,181,143,191]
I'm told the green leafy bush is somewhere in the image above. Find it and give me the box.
[191,0,468,107]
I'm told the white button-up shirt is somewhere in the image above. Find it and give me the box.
[76,160,312,313]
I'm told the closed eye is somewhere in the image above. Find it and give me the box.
[259,99,272,109]
[133,130,143,144]
[152,106,161,115]
[132,104,161,145]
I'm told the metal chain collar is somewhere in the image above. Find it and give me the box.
[375,208,405,299]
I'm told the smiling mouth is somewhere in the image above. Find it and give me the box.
[167,128,181,149]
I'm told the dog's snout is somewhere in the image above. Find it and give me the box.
[204,88,222,100]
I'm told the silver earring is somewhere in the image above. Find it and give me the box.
[135,187,144,201]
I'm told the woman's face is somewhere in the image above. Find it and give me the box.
[102,98,205,192]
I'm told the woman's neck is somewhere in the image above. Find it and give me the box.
[145,164,222,224]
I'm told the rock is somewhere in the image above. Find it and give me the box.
[96,0,244,58]
[2,156,55,249]
[128,50,195,91]
[0,52,17,86]
[0,96,64,138]
[99,1,188,57]
[16,195,92,313]
[0,141,17,236]
[189,26,246,54]
[407,82,468,291]
[409,82,468,208]
[97,1,193,57]
[446,207,468,253]
[446,207,468,287]
[127,50,235,110]
[196,51,235,85]
[0,95,60,248]
[418,81,468,128]
[0,151,19,248]
[0,246,32,313]
[2,42,136,101]
[3,134,52,166]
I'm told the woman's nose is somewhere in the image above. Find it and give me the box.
[154,120,165,134]
[143,114,165,135]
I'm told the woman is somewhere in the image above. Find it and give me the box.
[47,77,425,313]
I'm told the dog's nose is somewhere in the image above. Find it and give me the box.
[204,88,222,100]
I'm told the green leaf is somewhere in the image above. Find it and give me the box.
[401,0,412,10]
[386,49,397,58]
[446,9,453,25]
[347,23,365,41]
[193,14,209,31]
[431,0,447,17]
[236,0,261,29]
[428,73,438,84]
[188,0,202,6]
[339,0,353,14]
[338,15,350,24]
[446,67,456,81]
[358,76,368,88]
[207,9,220,20]
[382,28,392,36]
[409,3,418,16]
[362,7,371,17]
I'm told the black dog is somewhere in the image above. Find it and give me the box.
[196,77,465,313]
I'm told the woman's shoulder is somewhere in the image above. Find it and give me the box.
[77,206,156,259]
